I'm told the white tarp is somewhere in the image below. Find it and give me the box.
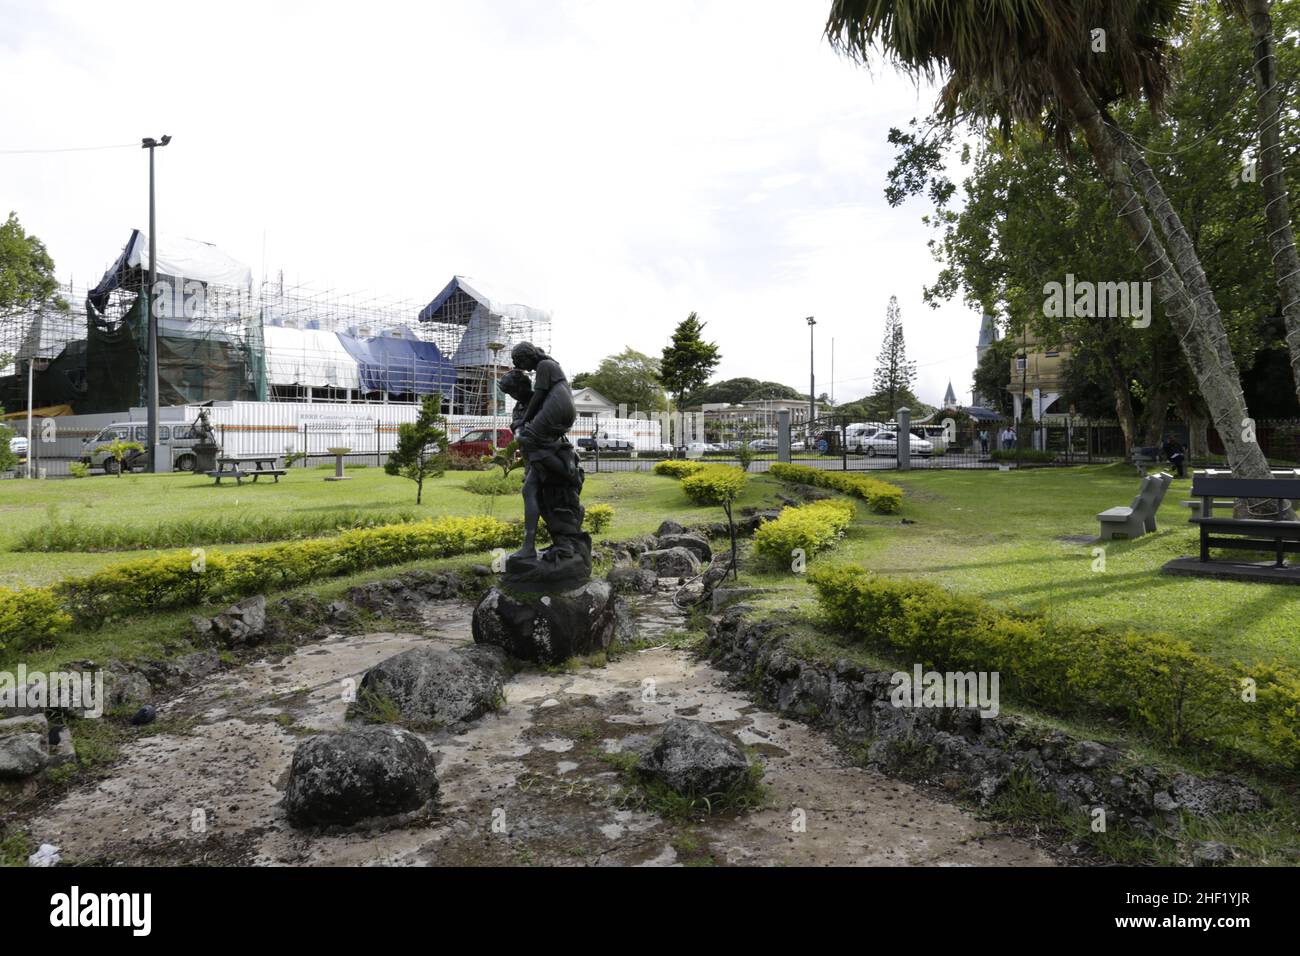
[121,230,253,290]
[262,325,360,389]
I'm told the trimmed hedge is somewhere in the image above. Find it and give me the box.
[0,515,518,654]
[0,587,71,656]
[464,471,525,496]
[753,498,856,568]
[768,462,904,514]
[680,464,748,505]
[653,459,706,478]
[807,564,1300,769]
[990,449,1056,463]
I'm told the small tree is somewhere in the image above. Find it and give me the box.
[871,296,917,414]
[385,393,448,504]
[734,422,756,472]
[660,312,721,408]
[97,440,145,476]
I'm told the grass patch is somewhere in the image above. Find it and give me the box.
[16,506,419,552]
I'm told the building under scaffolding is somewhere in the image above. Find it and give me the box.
[0,230,551,417]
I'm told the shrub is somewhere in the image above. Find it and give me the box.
[753,498,855,568]
[990,449,1056,463]
[0,586,71,655]
[768,462,904,514]
[50,515,517,626]
[680,464,747,505]
[584,503,614,534]
[806,565,1300,769]
[68,462,90,479]
[464,471,525,496]
[653,459,706,479]
[446,448,489,471]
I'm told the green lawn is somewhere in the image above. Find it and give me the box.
[4,462,1296,672]
[744,463,1300,672]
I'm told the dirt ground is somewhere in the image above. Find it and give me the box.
[27,595,1055,867]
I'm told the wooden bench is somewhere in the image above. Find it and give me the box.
[1097,472,1172,540]
[1190,475,1300,567]
[208,456,287,485]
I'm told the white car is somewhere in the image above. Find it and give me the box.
[748,438,778,451]
[9,435,29,459]
[854,428,933,457]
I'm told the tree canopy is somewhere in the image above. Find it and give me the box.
[0,212,62,319]
[572,348,666,412]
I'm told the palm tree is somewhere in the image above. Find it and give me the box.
[1231,0,1300,407]
[825,0,1275,482]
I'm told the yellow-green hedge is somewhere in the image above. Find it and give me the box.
[807,564,1300,769]
[680,464,748,505]
[753,499,856,568]
[653,459,706,479]
[0,515,519,654]
[584,503,615,534]
[0,587,71,656]
[768,462,903,513]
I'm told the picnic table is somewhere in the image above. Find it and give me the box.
[207,455,287,485]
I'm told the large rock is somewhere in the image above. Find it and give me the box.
[358,645,507,726]
[654,533,712,563]
[655,519,687,537]
[472,581,622,665]
[0,714,50,780]
[637,718,750,796]
[207,595,268,646]
[284,725,438,827]
[639,547,701,579]
[607,566,658,595]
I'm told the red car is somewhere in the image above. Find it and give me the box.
[449,427,513,458]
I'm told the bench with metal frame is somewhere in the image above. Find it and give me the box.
[1190,475,1300,567]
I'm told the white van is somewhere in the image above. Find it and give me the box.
[80,421,208,473]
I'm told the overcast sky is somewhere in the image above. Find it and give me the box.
[0,0,984,407]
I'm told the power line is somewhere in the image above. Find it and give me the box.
[0,142,137,155]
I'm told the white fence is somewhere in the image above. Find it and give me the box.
[11,400,672,474]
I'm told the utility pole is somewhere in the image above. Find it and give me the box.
[142,134,172,474]
[806,316,816,437]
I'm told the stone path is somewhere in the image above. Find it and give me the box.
[28,595,1055,867]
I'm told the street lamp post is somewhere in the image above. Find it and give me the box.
[806,316,816,440]
[142,134,171,474]
[487,341,506,419]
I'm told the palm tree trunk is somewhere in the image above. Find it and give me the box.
[1050,64,1274,483]
[1247,0,1300,407]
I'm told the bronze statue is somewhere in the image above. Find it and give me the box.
[499,343,590,590]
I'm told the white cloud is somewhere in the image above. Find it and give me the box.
[0,0,982,407]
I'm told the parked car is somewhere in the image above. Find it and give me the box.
[9,435,28,461]
[856,428,933,457]
[685,441,721,455]
[748,438,778,451]
[81,421,210,473]
[576,434,634,453]
[449,427,514,460]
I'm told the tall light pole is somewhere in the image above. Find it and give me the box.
[142,134,171,474]
[487,341,506,419]
[806,316,816,434]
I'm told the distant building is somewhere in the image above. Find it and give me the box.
[690,397,829,428]
[572,386,616,420]
[942,381,957,409]
[971,312,1000,406]
[1008,330,1070,422]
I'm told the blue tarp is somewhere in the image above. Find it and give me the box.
[335,333,457,396]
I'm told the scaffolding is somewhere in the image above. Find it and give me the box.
[0,234,551,417]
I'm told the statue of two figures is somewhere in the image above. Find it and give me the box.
[498,343,591,591]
